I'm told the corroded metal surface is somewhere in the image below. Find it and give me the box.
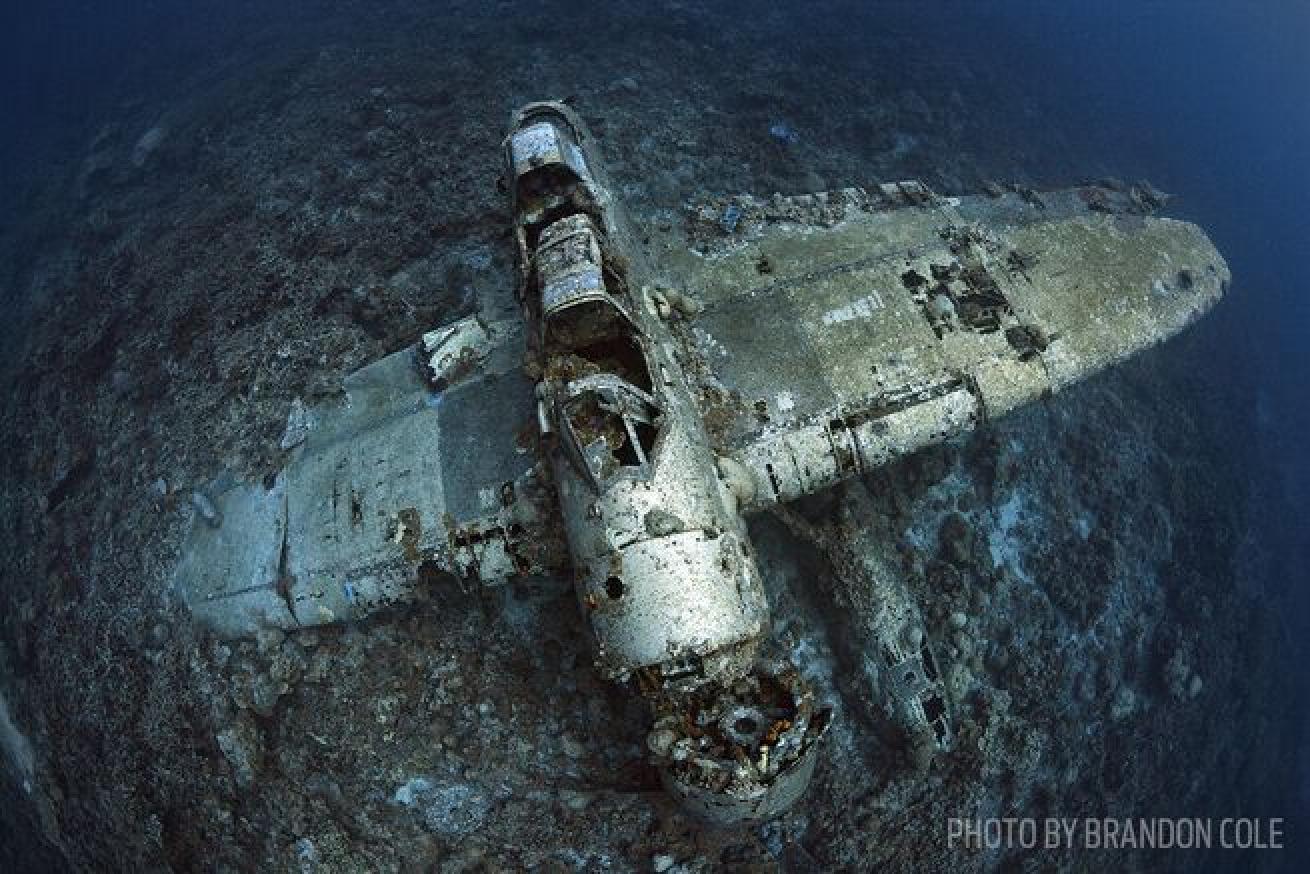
[661,185,1229,508]
[171,98,1228,824]
[172,330,568,635]
[510,102,770,689]
[653,661,831,825]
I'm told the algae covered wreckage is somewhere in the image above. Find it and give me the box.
[0,5,1293,870]
[171,100,1226,823]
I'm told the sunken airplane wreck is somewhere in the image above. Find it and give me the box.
[173,101,1229,822]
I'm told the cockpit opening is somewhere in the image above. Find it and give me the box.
[516,162,579,203]
[545,301,652,393]
[559,374,661,483]
[544,292,662,485]
[508,112,605,256]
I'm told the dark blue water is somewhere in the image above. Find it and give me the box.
[1,2,1306,870]
[987,7,1310,867]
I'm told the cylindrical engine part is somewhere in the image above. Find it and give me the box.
[651,661,831,825]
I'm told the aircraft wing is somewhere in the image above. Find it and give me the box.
[659,182,1229,507]
[172,318,566,638]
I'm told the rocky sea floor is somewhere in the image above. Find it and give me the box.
[0,2,1301,871]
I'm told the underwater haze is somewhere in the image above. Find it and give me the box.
[1,1,1307,871]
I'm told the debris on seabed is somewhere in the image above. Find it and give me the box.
[279,397,316,450]
[191,490,223,528]
[768,121,799,145]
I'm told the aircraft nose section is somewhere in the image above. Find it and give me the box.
[646,659,832,825]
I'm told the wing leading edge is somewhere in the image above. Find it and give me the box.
[661,183,1228,507]
[172,319,566,638]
